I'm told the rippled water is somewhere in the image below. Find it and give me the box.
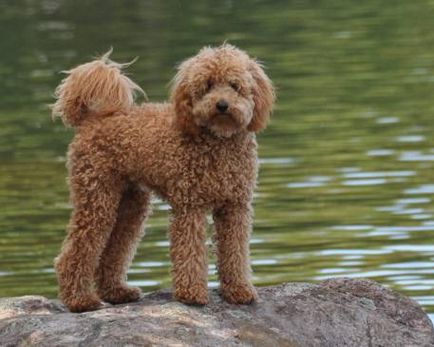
[0,1,433,320]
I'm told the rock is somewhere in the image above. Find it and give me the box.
[0,278,433,347]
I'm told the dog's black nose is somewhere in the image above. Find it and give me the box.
[216,100,229,113]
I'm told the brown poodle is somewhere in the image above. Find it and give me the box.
[52,44,275,312]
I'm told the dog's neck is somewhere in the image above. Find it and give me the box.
[186,127,253,146]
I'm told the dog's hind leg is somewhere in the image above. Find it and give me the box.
[54,166,124,313]
[96,185,151,304]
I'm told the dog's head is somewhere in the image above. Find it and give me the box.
[170,44,275,138]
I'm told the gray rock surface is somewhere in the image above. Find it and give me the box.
[0,278,433,347]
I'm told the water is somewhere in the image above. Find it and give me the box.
[0,0,433,319]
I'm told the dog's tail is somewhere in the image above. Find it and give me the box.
[51,49,145,127]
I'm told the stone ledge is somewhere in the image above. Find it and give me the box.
[0,278,433,347]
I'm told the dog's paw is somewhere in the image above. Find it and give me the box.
[98,285,142,305]
[63,294,104,313]
[174,286,209,306]
[221,283,258,305]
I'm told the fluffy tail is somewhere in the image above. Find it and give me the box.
[52,50,145,126]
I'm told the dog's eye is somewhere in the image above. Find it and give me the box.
[229,81,240,92]
[205,80,213,93]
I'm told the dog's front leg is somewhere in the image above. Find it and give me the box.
[169,208,208,305]
[213,204,258,304]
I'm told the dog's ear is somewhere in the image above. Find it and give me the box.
[170,59,200,136]
[247,59,275,133]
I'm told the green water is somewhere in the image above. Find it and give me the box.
[0,1,433,319]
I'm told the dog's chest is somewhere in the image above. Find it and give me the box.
[162,142,257,207]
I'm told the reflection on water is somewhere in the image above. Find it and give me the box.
[0,0,433,318]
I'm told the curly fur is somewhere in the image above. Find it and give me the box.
[52,50,145,126]
[53,44,275,312]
